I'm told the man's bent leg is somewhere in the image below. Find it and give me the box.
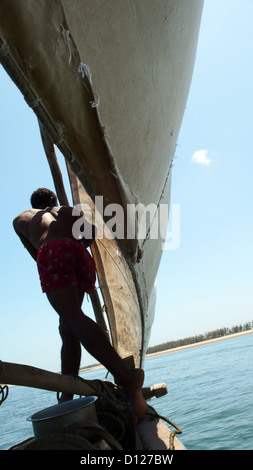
[58,285,84,377]
[57,287,84,402]
[58,319,81,402]
[59,318,81,376]
[46,285,148,419]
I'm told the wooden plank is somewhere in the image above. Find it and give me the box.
[136,406,185,451]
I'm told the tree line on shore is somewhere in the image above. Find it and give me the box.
[146,321,253,355]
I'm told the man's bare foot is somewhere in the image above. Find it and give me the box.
[122,368,148,421]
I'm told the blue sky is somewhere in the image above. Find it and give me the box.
[0,0,252,372]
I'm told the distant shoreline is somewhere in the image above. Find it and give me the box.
[145,329,253,359]
[80,329,253,371]
[3,330,252,386]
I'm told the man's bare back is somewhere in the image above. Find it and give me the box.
[13,206,78,253]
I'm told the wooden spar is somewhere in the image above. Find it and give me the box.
[38,120,69,206]
[0,361,102,397]
[142,383,168,400]
[88,289,110,342]
[0,360,167,401]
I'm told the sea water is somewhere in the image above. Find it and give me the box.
[0,333,252,451]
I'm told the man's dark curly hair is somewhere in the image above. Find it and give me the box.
[30,188,57,209]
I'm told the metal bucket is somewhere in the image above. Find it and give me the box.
[27,396,98,438]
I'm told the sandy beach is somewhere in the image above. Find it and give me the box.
[145,329,253,359]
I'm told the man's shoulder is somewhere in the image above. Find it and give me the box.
[15,208,38,218]
[13,209,38,227]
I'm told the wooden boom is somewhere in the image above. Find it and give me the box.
[0,360,167,400]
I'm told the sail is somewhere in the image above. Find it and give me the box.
[0,0,203,367]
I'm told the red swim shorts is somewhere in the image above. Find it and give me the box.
[37,238,96,293]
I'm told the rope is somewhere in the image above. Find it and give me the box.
[57,374,128,411]
[62,375,135,446]
[145,406,182,451]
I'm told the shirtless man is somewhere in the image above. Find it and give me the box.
[13,187,147,420]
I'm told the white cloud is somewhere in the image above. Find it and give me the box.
[190,149,212,166]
